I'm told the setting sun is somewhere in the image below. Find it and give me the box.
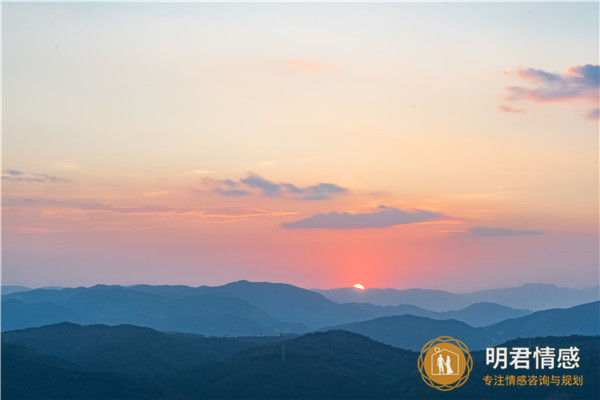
[353,283,366,290]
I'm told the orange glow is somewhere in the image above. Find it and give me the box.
[353,283,366,290]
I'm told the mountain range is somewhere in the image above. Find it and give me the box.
[3,280,598,399]
[313,283,600,311]
[5,280,595,334]
[2,324,598,399]
[345,301,531,327]
[325,301,600,350]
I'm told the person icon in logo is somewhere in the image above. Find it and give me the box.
[445,354,454,375]
[437,354,445,374]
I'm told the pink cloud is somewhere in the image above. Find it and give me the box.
[502,64,599,119]
[498,105,525,114]
[505,64,599,103]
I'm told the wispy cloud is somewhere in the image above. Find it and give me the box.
[78,203,197,215]
[76,203,295,220]
[283,182,347,201]
[463,226,543,237]
[498,105,524,114]
[501,64,599,119]
[207,172,347,201]
[586,108,600,120]
[2,169,71,183]
[203,208,297,218]
[284,59,337,70]
[281,205,441,230]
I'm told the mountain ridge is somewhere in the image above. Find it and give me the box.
[3,281,597,334]
[325,301,600,350]
[3,324,598,399]
[313,282,600,311]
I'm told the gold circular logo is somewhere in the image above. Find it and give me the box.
[418,336,472,391]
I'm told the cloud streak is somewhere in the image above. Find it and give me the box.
[76,204,296,221]
[78,203,196,215]
[465,226,543,237]
[498,105,524,114]
[203,208,297,218]
[281,205,441,230]
[2,169,71,183]
[207,172,347,201]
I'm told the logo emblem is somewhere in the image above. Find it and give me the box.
[418,336,472,391]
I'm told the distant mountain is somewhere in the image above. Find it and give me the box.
[462,283,600,311]
[327,315,489,350]
[1,299,89,331]
[1,281,373,332]
[446,302,531,326]
[314,283,600,311]
[487,301,600,343]
[347,301,532,327]
[326,301,600,350]
[2,285,306,335]
[315,287,467,311]
[130,279,365,329]
[3,286,89,304]
[3,281,597,335]
[212,280,374,329]
[1,286,30,296]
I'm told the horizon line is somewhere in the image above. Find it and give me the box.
[2,279,599,294]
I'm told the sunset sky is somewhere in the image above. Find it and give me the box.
[2,2,598,291]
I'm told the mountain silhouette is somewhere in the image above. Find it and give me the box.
[3,282,597,335]
[3,282,372,332]
[3,325,598,399]
[1,286,30,296]
[326,301,600,350]
[2,285,306,335]
[2,322,293,379]
[2,344,173,399]
[346,301,531,327]
[314,283,600,311]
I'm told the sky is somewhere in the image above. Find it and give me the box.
[2,2,599,292]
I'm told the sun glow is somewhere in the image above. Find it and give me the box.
[353,283,366,290]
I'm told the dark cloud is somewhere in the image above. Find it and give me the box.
[209,172,347,201]
[302,183,347,201]
[2,169,70,183]
[281,205,441,230]
[215,188,251,196]
[222,179,241,188]
[465,226,543,237]
[240,173,282,196]
[284,182,347,200]
[502,64,599,119]
[282,183,304,194]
